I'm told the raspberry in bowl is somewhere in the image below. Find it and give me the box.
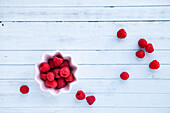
[35,51,78,95]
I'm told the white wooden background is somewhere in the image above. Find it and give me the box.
[0,0,170,113]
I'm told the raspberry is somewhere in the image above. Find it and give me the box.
[76,90,86,100]
[136,50,145,58]
[149,60,160,69]
[60,67,70,78]
[117,29,127,39]
[86,95,96,105]
[56,78,66,89]
[40,72,47,81]
[59,60,70,68]
[20,85,29,94]
[47,72,55,81]
[120,72,129,80]
[145,43,154,53]
[53,57,63,67]
[65,73,75,83]
[45,80,58,88]
[138,39,147,48]
[48,59,55,69]
[45,80,51,87]
[39,62,50,72]
[52,69,61,78]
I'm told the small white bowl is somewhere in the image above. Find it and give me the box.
[35,51,78,96]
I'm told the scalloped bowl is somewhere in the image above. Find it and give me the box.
[34,51,78,96]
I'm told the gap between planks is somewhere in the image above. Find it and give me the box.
[0,49,170,51]
[1,5,170,8]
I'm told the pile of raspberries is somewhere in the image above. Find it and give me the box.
[39,56,75,89]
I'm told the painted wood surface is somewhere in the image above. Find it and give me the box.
[0,7,170,21]
[0,0,170,113]
[0,0,170,6]
[0,22,170,50]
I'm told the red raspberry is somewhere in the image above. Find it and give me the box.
[136,50,145,58]
[53,57,63,67]
[45,80,58,88]
[56,78,66,89]
[145,43,154,53]
[60,67,70,78]
[48,59,55,69]
[52,69,61,78]
[138,39,147,48]
[39,62,50,72]
[59,60,70,68]
[40,72,47,81]
[65,73,75,83]
[120,72,129,80]
[117,29,127,39]
[20,85,29,94]
[149,60,160,69]
[76,90,86,100]
[45,80,51,87]
[47,72,55,81]
[86,95,96,105]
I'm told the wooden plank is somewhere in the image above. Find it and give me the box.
[0,22,169,50]
[0,65,156,79]
[0,0,170,6]
[154,65,170,78]
[0,51,167,64]
[0,80,170,93]
[0,7,170,21]
[0,108,169,113]
[0,93,169,107]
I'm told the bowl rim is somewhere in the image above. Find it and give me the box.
[34,50,78,96]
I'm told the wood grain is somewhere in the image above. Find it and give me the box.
[0,7,170,21]
[0,22,169,50]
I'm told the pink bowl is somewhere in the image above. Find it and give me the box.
[34,51,78,96]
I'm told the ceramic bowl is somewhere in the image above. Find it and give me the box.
[35,51,78,95]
